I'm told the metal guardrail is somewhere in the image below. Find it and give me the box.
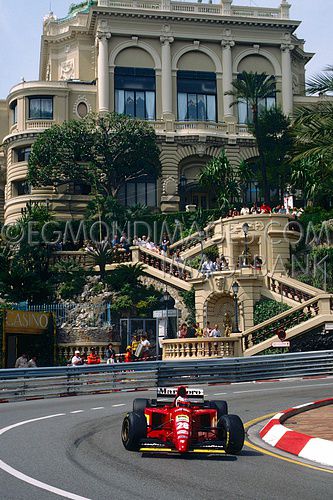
[0,350,333,402]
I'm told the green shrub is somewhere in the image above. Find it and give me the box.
[254,298,291,325]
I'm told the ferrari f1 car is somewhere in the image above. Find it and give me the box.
[121,386,245,455]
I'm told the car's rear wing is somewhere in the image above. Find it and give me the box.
[157,387,204,404]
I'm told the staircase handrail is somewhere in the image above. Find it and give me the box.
[137,246,200,281]
[169,220,218,252]
[241,293,332,351]
[266,273,326,306]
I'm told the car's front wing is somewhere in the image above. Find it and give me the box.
[139,439,226,454]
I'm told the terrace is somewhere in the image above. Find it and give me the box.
[97,0,290,20]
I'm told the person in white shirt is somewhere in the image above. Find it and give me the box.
[240,205,250,216]
[71,350,83,366]
[140,335,151,360]
[210,324,221,337]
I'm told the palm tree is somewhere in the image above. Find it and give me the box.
[85,240,114,278]
[225,71,278,203]
[306,65,333,95]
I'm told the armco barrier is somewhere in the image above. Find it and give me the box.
[0,350,333,402]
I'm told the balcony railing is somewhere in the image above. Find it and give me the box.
[152,121,253,137]
[97,1,288,19]
[162,337,243,360]
[26,120,55,130]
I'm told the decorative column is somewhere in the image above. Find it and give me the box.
[281,41,294,116]
[221,0,232,16]
[221,39,235,121]
[280,0,291,19]
[97,32,111,113]
[160,35,174,119]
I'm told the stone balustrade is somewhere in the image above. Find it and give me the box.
[162,336,243,360]
[241,295,325,351]
[57,342,121,364]
[137,246,195,281]
[267,274,315,303]
[97,0,287,19]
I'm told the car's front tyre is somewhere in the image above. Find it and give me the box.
[217,414,245,455]
[121,411,147,451]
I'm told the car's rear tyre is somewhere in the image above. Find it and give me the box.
[209,400,228,418]
[217,414,244,455]
[121,411,147,451]
[133,398,151,412]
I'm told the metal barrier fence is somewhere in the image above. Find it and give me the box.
[0,350,333,402]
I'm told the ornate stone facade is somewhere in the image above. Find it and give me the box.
[0,0,318,223]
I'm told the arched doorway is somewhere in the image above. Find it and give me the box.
[205,293,237,334]
[179,155,215,210]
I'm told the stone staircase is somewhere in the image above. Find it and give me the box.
[51,213,333,357]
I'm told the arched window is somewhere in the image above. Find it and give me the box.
[115,67,156,120]
[177,71,216,121]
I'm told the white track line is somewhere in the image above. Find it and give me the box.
[112,403,126,407]
[91,407,104,410]
[70,410,84,414]
[213,393,228,396]
[232,382,333,394]
[0,414,91,500]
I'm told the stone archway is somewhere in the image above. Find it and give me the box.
[205,292,236,334]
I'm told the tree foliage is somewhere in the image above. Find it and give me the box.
[254,299,291,326]
[28,112,161,198]
[226,71,279,202]
[255,108,293,199]
[199,150,239,209]
[106,264,162,317]
[291,66,333,207]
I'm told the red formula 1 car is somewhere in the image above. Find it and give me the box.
[121,386,245,455]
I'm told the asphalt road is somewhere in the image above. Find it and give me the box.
[1,377,333,500]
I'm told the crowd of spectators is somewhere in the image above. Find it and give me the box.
[177,321,223,339]
[226,202,304,219]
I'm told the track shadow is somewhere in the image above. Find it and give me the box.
[240,449,263,457]
[141,452,237,461]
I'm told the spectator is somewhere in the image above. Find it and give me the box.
[220,255,229,270]
[210,324,221,337]
[279,205,287,214]
[28,356,38,368]
[120,235,130,253]
[87,347,101,365]
[178,323,188,338]
[187,323,196,338]
[252,256,263,269]
[131,334,140,356]
[240,204,250,216]
[226,209,233,218]
[140,235,148,247]
[105,343,116,364]
[160,232,170,256]
[124,346,132,363]
[132,235,140,246]
[250,202,259,214]
[15,353,28,368]
[272,204,280,213]
[195,323,203,337]
[260,202,271,214]
[232,207,239,216]
[140,334,151,360]
[71,350,83,366]
[203,321,211,338]
[112,234,120,247]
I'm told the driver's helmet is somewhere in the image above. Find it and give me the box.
[175,386,190,407]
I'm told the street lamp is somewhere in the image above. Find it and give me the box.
[232,281,240,333]
[158,289,171,360]
[179,175,187,211]
[198,229,205,275]
[241,222,250,267]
